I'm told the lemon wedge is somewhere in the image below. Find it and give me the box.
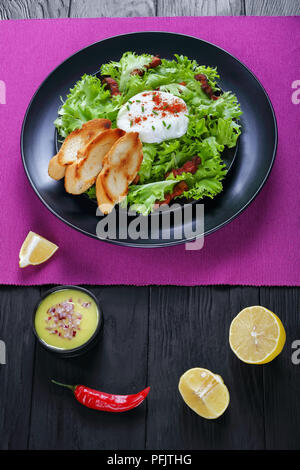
[178,368,230,419]
[19,231,58,268]
[229,306,286,364]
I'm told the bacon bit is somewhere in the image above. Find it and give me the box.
[166,156,201,178]
[131,68,144,76]
[157,181,188,206]
[194,73,219,100]
[102,77,121,96]
[179,81,186,86]
[147,56,162,69]
[194,73,206,82]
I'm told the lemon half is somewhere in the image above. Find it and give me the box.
[19,231,58,268]
[229,306,286,364]
[178,368,230,419]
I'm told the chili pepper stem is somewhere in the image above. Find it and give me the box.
[51,379,76,393]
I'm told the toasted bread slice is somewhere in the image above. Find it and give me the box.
[57,118,111,166]
[96,132,143,214]
[64,128,125,195]
[48,154,66,180]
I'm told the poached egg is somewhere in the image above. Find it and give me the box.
[116,91,189,144]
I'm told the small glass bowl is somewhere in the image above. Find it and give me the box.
[32,285,103,358]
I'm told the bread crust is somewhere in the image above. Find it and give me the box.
[64,128,125,195]
[48,119,112,181]
[48,154,66,180]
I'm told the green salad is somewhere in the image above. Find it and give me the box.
[54,52,242,215]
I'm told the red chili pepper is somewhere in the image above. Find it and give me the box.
[52,380,150,412]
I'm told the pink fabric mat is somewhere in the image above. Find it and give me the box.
[0,17,299,286]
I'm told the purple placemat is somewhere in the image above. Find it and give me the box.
[0,17,299,286]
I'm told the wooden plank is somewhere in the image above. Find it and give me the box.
[259,287,300,449]
[245,0,300,15]
[0,0,70,19]
[146,286,265,449]
[0,286,41,449]
[157,0,244,16]
[28,286,149,450]
[69,0,156,17]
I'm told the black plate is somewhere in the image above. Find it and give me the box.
[21,32,277,247]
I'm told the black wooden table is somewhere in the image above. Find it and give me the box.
[1,0,300,451]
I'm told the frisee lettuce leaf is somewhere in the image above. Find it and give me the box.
[121,180,178,216]
[54,74,119,137]
[102,51,153,93]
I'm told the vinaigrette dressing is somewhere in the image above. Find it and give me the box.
[35,289,99,350]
